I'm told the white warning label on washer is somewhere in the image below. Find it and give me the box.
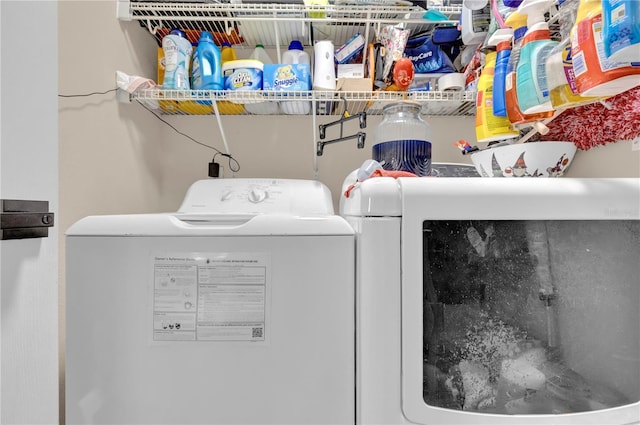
[152,253,268,342]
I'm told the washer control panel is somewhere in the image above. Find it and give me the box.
[178,178,334,215]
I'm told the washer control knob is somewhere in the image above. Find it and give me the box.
[248,188,267,203]
[221,190,233,201]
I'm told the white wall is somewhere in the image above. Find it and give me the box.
[1,1,59,424]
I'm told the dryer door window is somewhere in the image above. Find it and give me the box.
[421,220,639,415]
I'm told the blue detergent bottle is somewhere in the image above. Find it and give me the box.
[491,28,515,117]
[603,0,640,63]
[515,0,559,114]
[191,31,223,90]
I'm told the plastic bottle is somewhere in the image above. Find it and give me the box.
[545,0,601,109]
[191,31,223,90]
[221,41,237,63]
[491,28,515,116]
[571,0,640,97]
[476,49,521,143]
[218,41,244,115]
[161,28,193,90]
[246,44,279,114]
[250,44,273,65]
[280,40,312,115]
[504,12,554,125]
[603,0,640,63]
[515,0,559,114]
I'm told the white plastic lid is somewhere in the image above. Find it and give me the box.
[221,59,264,72]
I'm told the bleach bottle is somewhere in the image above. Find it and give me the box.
[161,28,193,90]
[515,0,559,114]
[246,44,279,115]
[191,31,222,90]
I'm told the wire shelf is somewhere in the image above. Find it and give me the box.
[125,1,461,47]
[123,1,474,117]
[133,88,476,116]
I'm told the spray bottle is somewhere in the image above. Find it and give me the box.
[571,0,640,97]
[545,0,601,109]
[475,46,520,143]
[491,28,515,116]
[504,11,554,125]
[515,0,559,114]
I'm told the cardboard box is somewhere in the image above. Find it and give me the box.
[337,63,365,79]
[336,43,374,92]
[335,33,365,64]
[336,78,373,91]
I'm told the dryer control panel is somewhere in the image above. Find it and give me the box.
[177,178,335,216]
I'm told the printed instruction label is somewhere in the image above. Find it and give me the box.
[152,253,269,342]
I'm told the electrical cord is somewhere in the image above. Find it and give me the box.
[135,99,222,153]
[58,89,118,98]
[135,100,241,174]
[58,88,241,173]
[213,152,240,173]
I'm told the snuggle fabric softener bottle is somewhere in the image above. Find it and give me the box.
[280,40,311,115]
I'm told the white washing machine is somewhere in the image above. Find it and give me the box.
[340,174,640,425]
[66,178,355,424]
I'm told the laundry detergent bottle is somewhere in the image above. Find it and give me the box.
[515,0,559,114]
[161,28,193,90]
[476,49,520,143]
[602,0,640,63]
[218,41,244,115]
[571,0,640,97]
[545,0,601,108]
[504,11,554,125]
[191,31,222,90]
[491,28,515,116]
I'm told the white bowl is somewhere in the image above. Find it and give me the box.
[469,141,577,177]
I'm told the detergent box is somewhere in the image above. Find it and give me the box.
[263,63,311,91]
